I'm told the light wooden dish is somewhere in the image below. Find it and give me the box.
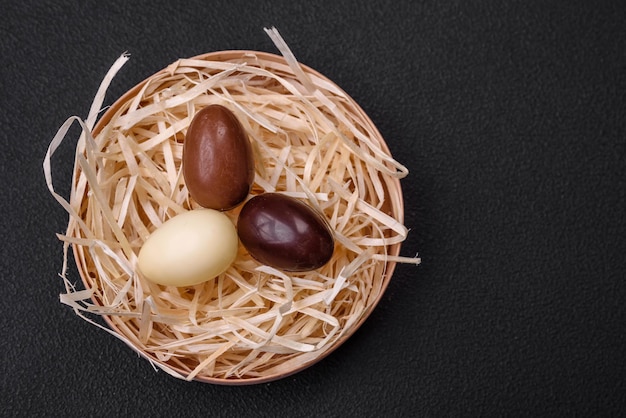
[58,46,416,384]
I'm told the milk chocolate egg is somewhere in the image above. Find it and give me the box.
[237,193,335,272]
[137,209,238,287]
[183,105,254,210]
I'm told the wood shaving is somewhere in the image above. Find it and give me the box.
[44,27,420,384]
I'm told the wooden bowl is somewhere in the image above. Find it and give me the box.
[70,50,406,384]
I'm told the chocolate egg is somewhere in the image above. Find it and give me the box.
[137,209,238,287]
[237,193,335,272]
[183,104,255,210]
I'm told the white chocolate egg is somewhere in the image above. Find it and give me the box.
[137,209,238,287]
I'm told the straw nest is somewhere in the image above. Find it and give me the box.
[44,28,419,384]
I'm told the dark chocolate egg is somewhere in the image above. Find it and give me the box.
[183,105,254,210]
[237,193,335,272]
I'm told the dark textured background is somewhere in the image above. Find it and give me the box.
[2,0,625,416]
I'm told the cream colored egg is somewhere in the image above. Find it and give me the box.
[137,209,238,287]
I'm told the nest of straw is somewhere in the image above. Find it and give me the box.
[44,28,419,384]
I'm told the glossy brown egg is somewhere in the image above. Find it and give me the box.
[183,104,255,210]
[237,193,335,272]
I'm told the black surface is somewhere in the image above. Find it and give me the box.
[2,1,625,416]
